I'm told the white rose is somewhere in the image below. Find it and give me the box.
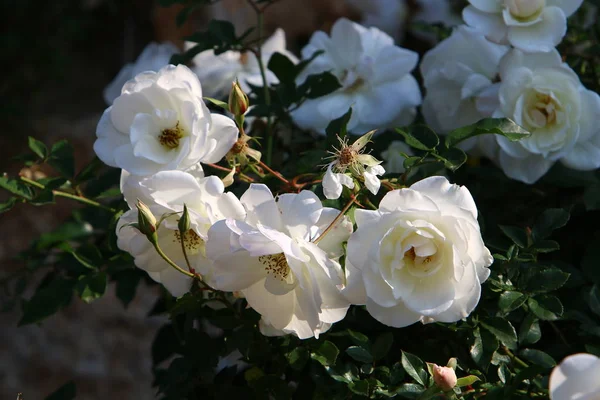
[95,64,238,176]
[343,176,493,327]
[381,140,413,174]
[206,184,353,339]
[291,18,422,135]
[481,49,600,183]
[103,42,179,105]
[550,353,600,399]
[463,0,584,52]
[420,26,509,145]
[187,28,298,99]
[116,171,245,296]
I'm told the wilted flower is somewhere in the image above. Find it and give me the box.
[117,171,245,296]
[420,26,509,145]
[463,0,584,52]
[550,353,600,399]
[343,176,493,327]
[206,185,353,339]
[291,18,422,135]
[95,65,239,177]
[187,28,298,99]
[103,42,179,105]
[480,49,600,183]
[322,131,385,199]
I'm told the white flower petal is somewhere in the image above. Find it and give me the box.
[507,6,567,52]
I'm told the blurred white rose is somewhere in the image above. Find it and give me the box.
[381,140,413,174]
[95,65,238,176]
[346,0,409,41]
[343,176,493,327]
[463,0,583,52]
[291,18,421,135]
[103,42,179,105]
[481,49,600,183]
[420,25,509,146]
[550,353,600,399]
[187,28,298,99]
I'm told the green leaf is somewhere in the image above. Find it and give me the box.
[348,379,370,396]
[531,208,570,241]
[396,125,439,151]
[528,295,563,321]
[76,272,107,304]
[498,225,528,248]
[401,351,428,386]
[372,332,394,361]
[519,349,556,368]
[348,329,370,348]
[456,375,480,388]
[48,140,75,178]
[481,317,518,350]
[45,381,76,400]
[19,277,75,326]
[530,240,560,253]
[203,96,229,110]
[268,51,297,83]
[583,236,600,285]
[470,327,499,370]
[286,347,309,371]
[28,136,48,159]
[436,146,467,171]
[445,118,530,148]
[0,197,18,213]
[311,340,339,366]
[0,175,34,199]
[298,71,342,99]
[346,346,374,363]
[115,269,142,308]
[325,107,352,140]
[519,314,542,345]
[525,268,570,293]
[499,291,527,313]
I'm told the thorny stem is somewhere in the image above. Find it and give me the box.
[19,176,115,212]
[313,195,356,244]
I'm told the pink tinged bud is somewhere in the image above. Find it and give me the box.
[228,80,250,116]
[433,365,458,391]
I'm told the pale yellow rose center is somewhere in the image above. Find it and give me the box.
[524,91,564,130]
[505,0,545,19]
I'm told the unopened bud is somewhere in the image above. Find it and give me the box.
[505,0,545,18]
[433,364,457,392]
[136,199,158,243]
[178,204,191,233]
[228,80,249,117]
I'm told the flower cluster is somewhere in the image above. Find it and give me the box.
[421,0,600,183]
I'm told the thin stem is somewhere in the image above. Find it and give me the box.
[153,242,195,279]
[313,195,356,244]
[257,160,289,184]
[504,347,529,369]
[206,163,255,183]
[179,230,194,273]
[19,176,115,212]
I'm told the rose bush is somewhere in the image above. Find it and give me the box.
[3,1,600,399]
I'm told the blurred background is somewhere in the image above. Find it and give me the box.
[0,0,463,398]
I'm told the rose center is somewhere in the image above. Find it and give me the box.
[526,92,562,129]
[173,229,204,255]
[259,253,291,282]
[159,122,183,149]
[505,0,545,19]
